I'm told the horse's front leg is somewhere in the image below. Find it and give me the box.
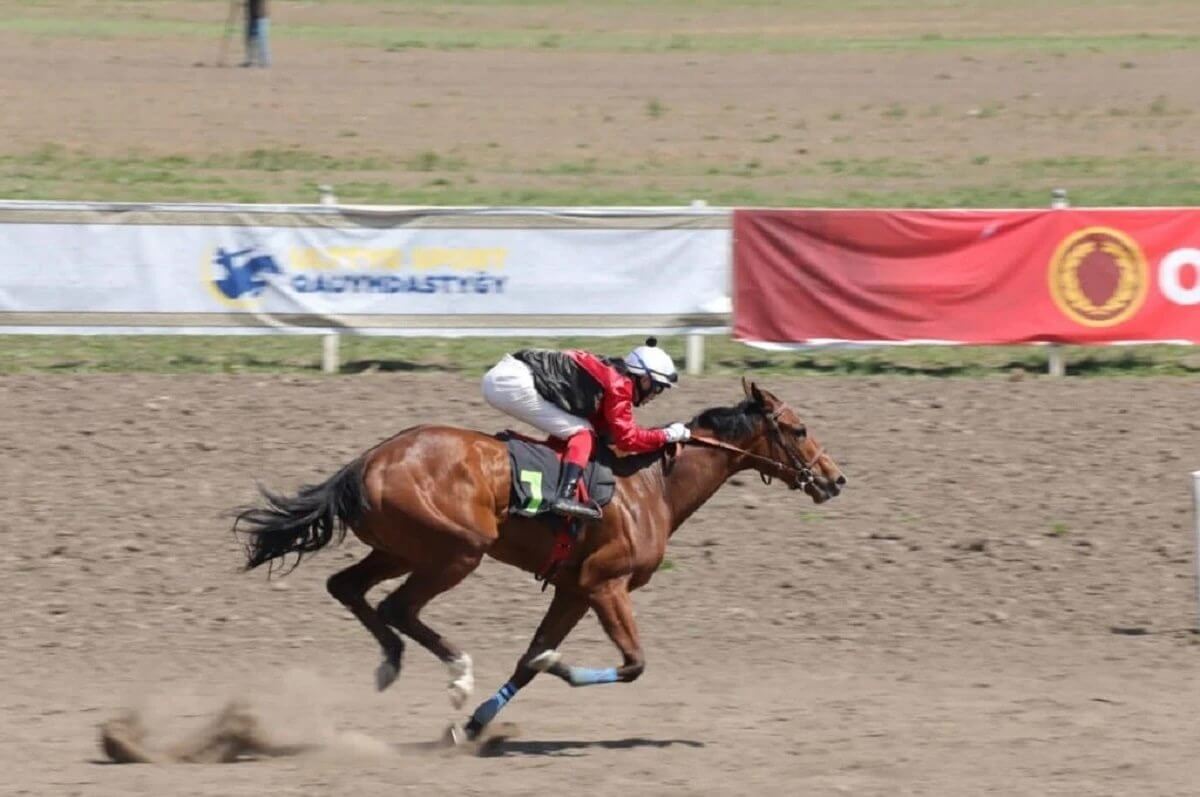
[456,587,588,742]
[531,579,644,686]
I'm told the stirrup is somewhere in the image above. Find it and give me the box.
[549,496,601,521]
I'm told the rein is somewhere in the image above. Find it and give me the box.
[686,403,824,490]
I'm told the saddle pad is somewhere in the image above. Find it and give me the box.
[500,433,616,517]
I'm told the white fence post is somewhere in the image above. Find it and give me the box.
[684,198,710,376]
[319,184,338,206]
[1047,347,1066,378]
[1192,470,1200,631]
[1047,188,1070,377]
[685,334,705,376]
[321,333,340,373]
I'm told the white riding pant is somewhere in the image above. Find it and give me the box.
[481,354,593,440]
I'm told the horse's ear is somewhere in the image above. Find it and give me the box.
[742,377,766,407]
[750,382,767,407]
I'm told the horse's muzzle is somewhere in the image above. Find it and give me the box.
[805,474,846,504]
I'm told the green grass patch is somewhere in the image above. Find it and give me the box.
[5,174,1200,209]
[538,159,599,176]
[1014,155,1200,181]
[2,335,1197,377]
[3,146,1199,208]
[820,158,927,179]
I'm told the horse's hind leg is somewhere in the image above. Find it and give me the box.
[326,549,410,691]
[377,552,483,709]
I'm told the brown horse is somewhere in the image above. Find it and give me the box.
[235,378,845,743]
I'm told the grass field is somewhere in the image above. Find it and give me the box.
[3,335,1198,377]
[2,0,1199,206]
[0,1,1197,374]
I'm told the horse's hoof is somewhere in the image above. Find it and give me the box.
[448,682,472,709]
[441,723,469,748]
[375,658,400,691]
[447,654,474,709]
[528,649,561,672]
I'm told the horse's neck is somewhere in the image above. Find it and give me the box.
[662,442,741,533]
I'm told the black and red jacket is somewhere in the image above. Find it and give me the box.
[512,349,669,453]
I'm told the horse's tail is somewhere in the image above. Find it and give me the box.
[235,456,369,574]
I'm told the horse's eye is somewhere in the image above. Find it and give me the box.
[793,426,807,440]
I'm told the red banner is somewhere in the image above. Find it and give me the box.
[733,209,1200,345]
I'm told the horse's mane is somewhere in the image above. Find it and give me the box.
[690,399,761,442]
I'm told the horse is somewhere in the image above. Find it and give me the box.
[234,378,846,744]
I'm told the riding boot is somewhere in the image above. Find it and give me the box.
[548,463,602,521]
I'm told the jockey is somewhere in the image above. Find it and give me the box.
[481,337,690,521]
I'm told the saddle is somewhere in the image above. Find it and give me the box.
[497,431,617,519]
[496,430,618,587]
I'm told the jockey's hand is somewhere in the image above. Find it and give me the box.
[664,422,691,443]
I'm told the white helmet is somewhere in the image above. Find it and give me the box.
[624,337,678,388]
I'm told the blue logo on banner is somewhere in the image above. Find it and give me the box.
[212,247,283,300]
[205,244,509,303]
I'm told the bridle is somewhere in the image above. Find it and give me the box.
[686,402,824,491]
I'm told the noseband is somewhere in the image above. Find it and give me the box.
[688,402,823,490]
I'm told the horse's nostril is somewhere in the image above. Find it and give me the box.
[836,475,847,486]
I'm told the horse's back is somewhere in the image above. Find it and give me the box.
[359,424,511,531]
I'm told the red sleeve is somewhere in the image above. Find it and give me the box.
[599,379,669,453]
[570,351,669,453]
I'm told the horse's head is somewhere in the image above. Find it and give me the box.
[739,378,846,503]
[691,379,846,504]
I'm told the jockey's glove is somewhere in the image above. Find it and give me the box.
[664,422,691,443]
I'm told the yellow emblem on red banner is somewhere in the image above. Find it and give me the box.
[1047,226,1148,327]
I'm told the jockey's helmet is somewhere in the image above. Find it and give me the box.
[623,337,679,388]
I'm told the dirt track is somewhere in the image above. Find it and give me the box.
[4,2,1200,793]
[2,373,1199,795]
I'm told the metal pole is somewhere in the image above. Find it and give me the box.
[1048,188,1070,376]
[321,334,340,374]
[1192,470,1200,631]
[685,334,705,376]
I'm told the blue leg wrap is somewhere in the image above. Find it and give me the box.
[468,681,518,732]
[566,666,620,686]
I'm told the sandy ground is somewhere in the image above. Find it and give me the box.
[2,372,1200,795]
[1,2,1198,200]
[2,3,1200,794]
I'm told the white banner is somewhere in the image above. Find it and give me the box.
[0,203,731,336]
